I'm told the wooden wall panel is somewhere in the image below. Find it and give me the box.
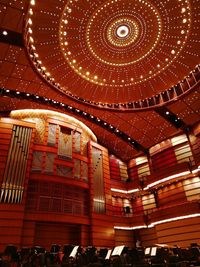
[157,182,187,207]
[115,229,134,247]
[21,221,35,247]
[34,222,81,250]
[109,156,128,182]
[90,214,115,247]
[193,142,200,165]
[0,204,24,251]
[128,156,150,188]
[189,133,200,165]
[156,217,200,247]
[149,201,200,224]
[174,143,194,165]
[119,161,128,182]
[142,194,156,211]
[151,147,177,172]
[138,227,158,247]
[183,177,200,201]
[132,197,144,214]
[80,225,90,247]
[109,157,121,180]
[128,166,139,182]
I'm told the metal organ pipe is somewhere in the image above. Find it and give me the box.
[10,126,24,203]
[0,126,32,203]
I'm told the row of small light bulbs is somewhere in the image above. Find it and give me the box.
[60,1,162,85]
[1,88,144,151]
[25,0,198,109]
[26,27,200,112]
[26,0,64,88]
[25,7,200,105]
[84,0,162,67]
[59,0,190,86]
[26,26,200,111]
[60,64,200,109]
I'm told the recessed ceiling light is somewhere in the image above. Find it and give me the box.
[2,30,8,36]
[28,18,32,25]
[181,7,186,13]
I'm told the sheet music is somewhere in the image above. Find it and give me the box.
[145,247,151,255]
[111,245,125,256]
[69,246,79,258]
[151,247,157,256]
[105,249,112,259]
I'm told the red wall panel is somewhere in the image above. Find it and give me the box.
[34,222,81,250]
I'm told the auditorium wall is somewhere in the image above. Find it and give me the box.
[0,111,200,251]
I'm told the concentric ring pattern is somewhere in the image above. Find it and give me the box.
[26,0,200,104]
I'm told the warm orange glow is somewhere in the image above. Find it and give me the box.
[149,213,200,227]
[114,225,147,230]
[111,188,139,194]
[10,109,97,142]
[114,213,200,230]
[144,170,191,189]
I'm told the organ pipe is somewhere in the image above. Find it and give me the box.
[19,128,32,202]
[0,126,32,203]
[10,126,24,203]
[92,147,105,213]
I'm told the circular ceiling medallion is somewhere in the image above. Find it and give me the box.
[62,0,162,70]
[107,18,139,47]
[25,0,200,104]
[116,25,129,38]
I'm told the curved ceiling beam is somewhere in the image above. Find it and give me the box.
[0,87,148,155]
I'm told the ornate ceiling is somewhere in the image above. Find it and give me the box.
[25,0,199,104]
[0,0,199,161]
